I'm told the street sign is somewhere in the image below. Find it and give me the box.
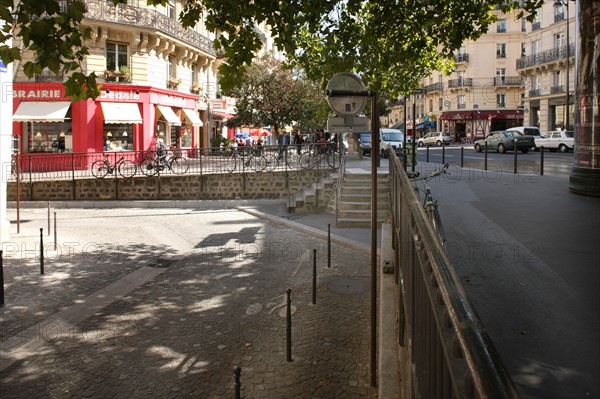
[327,116,371,132]
[326,73,367,116]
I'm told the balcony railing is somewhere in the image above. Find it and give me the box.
[493,76,524,86]
[551,85,565,94]
[35,70,64,82]
[529,88,541,97]
[554,12,565,22]
[424,82,444,92]
[453,53,469,63]
[83,0,215,56]
[516,44,574,69]
[448,78,473,88]
[532,21,541,31]
[457,103,466,109]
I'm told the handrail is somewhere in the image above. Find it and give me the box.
[388,151,520,398]
[334,147,347,224]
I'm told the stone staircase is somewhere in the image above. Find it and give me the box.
[287,173,338,212]
[336,173,390,227]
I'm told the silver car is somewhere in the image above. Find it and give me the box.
[417,132,452,146]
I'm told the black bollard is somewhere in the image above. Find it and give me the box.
[540,147,545,176]
[327,224,331,268]
[442,145,446,164]
[312,249,317,305]
[39,228,44,275]
[1,250,4,307]
[53,212,57,251]
[233,366,241,399]
[484,141,488,171]
[47,202,50,236]
[460,146,464,168]
[426,146,430,163]
[286,288,292,362]
[513,139,518,174]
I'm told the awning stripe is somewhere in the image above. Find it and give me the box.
[157,105,182,125]
[212,111,235,119]
[13,101,71,122]
[101,102,143,124]
[182,108,203,126]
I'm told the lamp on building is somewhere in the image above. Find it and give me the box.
[107,131,112,138]
[35,131,42,138]
[158,131,164,137]
[59,131,65,137]
[554,0,573,130]
[122,131,128,137]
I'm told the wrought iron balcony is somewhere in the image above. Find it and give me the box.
[516,44,574,69]
[493,76,524,86]
[551,85,565,94]
[529,88,541,97]
[532,21,541,31]
[554,12,565,23]
[457,103,466,109]
[448,78,473,88]
[35,69,64,82]
[424,82,444,92]
[83,0,215,56]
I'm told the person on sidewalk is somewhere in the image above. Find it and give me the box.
[277,130,290,160]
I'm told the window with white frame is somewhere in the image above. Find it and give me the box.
[554,33,565,49]
[106,43,128,71]
[167,55,176,79]
[166,2,175,19]
[497,19,507,33]
[457,95,466,109]
[497,94,506,108]
[496,43,506,58]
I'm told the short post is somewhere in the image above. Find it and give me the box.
[47,202,50,236]
[484,141,488,171]
[53,212,57,251]
[460,146,464,168]
[426,146,430,162]
[540,147,545,176]
[442,145,446,164]
[286,288,292,362]
[327,224,331,268]
[513,139,518,174]
[312,249,317,305]
[1,250,5,307]
[233,366,241,399]
[39,228,44,275]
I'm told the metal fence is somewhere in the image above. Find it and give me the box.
[388,151,520,398]
[8,145,341,183]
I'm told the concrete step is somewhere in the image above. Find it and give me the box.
[338,201,390,211]
[337,217,388,228]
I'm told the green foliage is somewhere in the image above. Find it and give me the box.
[225,56,329,134]
[0,0,545,100]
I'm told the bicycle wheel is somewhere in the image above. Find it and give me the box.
[247,155,267,172]
[169,157,189,175]
[224,154,238,173]
[431,207,446,245]
[327,151,341,169]
[298,152,318,169]
[262,153,279,171]
[139,157,159,176]
[118,159,137,178]
[91,160,110,178]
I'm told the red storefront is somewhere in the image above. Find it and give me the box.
[12,82,203,164]
[440,110,523,142]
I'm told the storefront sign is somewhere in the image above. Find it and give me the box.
[15,89,63,99]
[100,90,140,101]
[151,93,193,108]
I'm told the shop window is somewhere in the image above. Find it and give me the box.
[104,125,133,151]
[24,112,72,153]
[181,128,192,148]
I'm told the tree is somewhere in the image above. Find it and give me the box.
[0,0,544,100]
[225,56,327,136]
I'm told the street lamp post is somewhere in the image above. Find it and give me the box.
[554,0,573,130]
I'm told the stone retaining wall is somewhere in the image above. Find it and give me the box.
[8,170,333,202]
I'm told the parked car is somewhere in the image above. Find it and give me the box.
[474,130,535,153]
[506,126,542,150]
[357,132,371,156]
[380,128,405,158]
[417,132,451,146]
[534,130,574,153]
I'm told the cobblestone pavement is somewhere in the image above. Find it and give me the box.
[0,206,377,399]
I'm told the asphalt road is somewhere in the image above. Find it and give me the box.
[411,145,574,178]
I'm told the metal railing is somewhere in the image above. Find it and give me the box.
[493,76,523,86]
[516,44,574,69]
[8,145,340,183]
[448,78,473,88]
[388,151,520,398]
[82,0,215,56]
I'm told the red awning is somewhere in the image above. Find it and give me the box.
[441,110,524,120]
[212,111,236,119]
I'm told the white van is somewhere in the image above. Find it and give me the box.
[379,128,405,158]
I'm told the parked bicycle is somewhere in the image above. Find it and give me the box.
[224,147,269,173]
[91,154,137,178]
[139,150,189,176]
[410,163,449,247]
[298,143,340,170]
